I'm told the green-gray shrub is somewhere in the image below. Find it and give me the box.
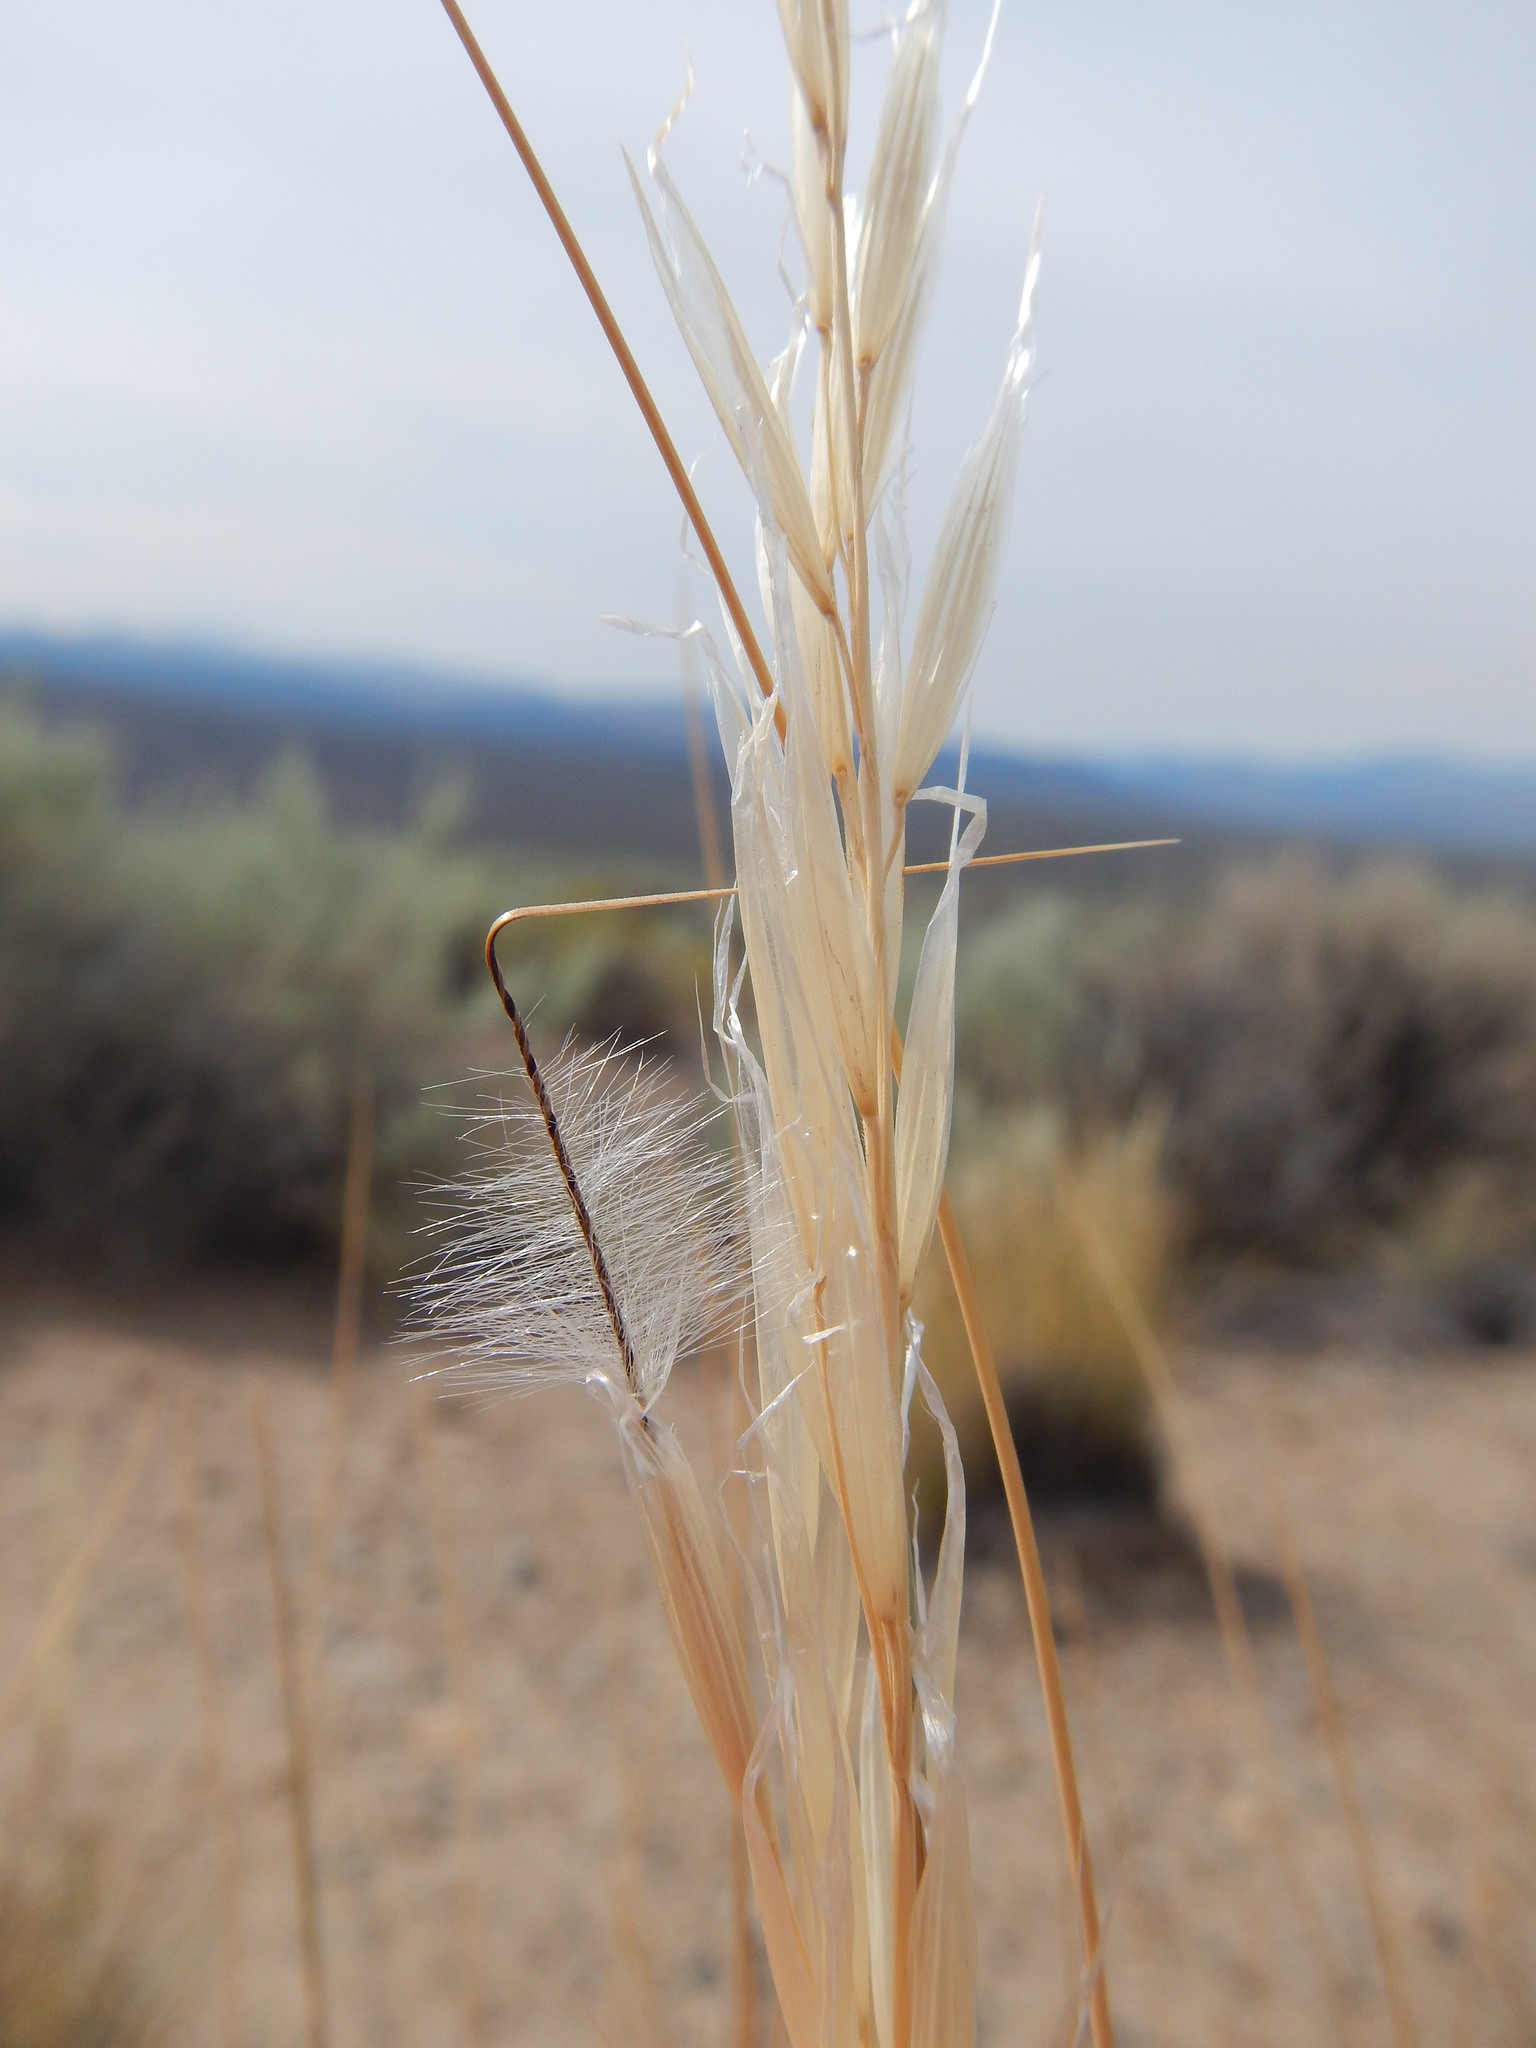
[956,858,1536,1265]
[0,700,709,1263]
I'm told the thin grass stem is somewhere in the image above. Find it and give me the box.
[1065,1188,1344,2037]
[681,664,729,894]
[931,1179,1115,2048]
[1271,1485,1419,2048]
[0,1406,156,1744]
[176,1390,247,2048]
[482,840,1179,951]
[701,1349,760,2048]
[251,1385,331,2048]
[303,1082,374,1701]
[889,1017,1113,2046]
[903,838,1178,875]
[413,1383,489,2048]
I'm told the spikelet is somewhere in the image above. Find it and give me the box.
[619,1400,758,1793]
[853,0,943,371]
[907,1342,976,2048]
[896,773,987,1304]
[862,0,1002,503]
[791,85,835,335]
[894,215,1041,806]
[629,151,837,618]
[776,0,850,160]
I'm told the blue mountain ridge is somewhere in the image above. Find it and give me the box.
[4,628,1534,858]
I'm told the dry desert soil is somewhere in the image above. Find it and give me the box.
[0,1276,1533,2048]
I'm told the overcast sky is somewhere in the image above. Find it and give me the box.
[2,0,1532,759]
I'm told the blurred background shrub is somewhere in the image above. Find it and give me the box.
[0,698,710,1266]
[913,1111,1172,1515]
[955,859,1536,1291]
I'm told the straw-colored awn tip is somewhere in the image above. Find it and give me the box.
[482,838,1178,957]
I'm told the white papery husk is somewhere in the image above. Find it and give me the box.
[719,1030,874,2043]
[862,0,1003,507]
[853,0,944,371]
[791,82,835,334]
[714,844,907,1634]
[776,0,850,158]
[617,1393,759,1796]
[905,1331,977,2048]
[753,1464,872,2048]
[896,770,987,1302]
[630,148,836,618]
[894,214,1041,805]
[872,493,912,1010]
[710,753,896,2045]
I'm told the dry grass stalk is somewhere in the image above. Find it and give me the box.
[1067,1190,1349,2033]
[933,1181,1112,2048]
[0,1405,155,1746]
[1051,1553,1175,2048]
[251,1384,330,2048]
[730,1813,759,2048]
[418,6,1113,2044]
[303,1080,374,1699]
[702,1346,763,2048]
[333,1083,374,1384]
[1271,1486,1420,2048]
[28,1423,82,1815]
[175,1389,246,2048]
[681,625,730,896]
[412,1381,487,2048]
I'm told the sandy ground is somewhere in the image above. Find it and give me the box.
[0,1279,1533,2048]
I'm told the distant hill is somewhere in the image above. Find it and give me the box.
[1087,755,1536,861]
[3,629,1533,874]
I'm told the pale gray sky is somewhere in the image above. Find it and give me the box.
[2,0,1533,758]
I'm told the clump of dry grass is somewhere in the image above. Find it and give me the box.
[914,1112,1172,1507]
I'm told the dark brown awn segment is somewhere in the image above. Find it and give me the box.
[484,920,643,1406]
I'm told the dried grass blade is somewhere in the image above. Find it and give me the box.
[414,1384,488,2048]
[303,1080,373,1698]
[629,153,835,616]
[176,1392,246,2048]
[743,1708,821,2048]
[920,1156,1114,2048]
[251,1386,330,2048]
[480,841,1178,954]
[908,1774,977,2048]
[619,1409,759,1798]
[893,219,1040,804]
[0,1405,156,1744]
[1066,1186,1344,2031]
[853,2,942,369]
[1272,1486,1419,2048]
